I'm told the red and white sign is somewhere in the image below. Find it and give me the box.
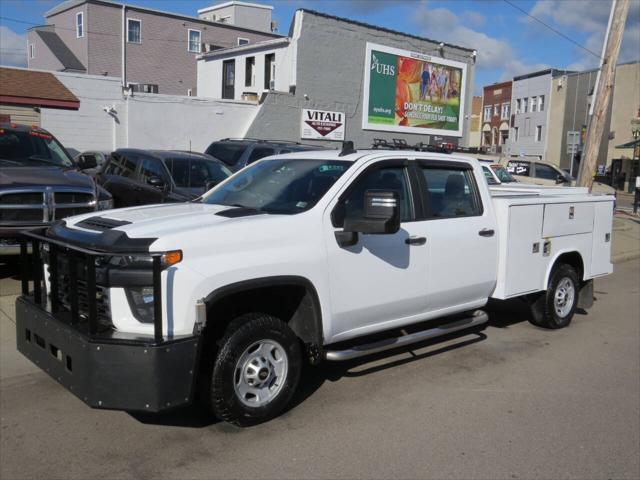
[301,108,345,141]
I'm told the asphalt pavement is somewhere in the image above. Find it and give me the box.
[0,257,639,479]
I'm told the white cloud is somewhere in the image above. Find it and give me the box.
[0,26,27,67]
[462,10,487,28]
[413,6,548,81]
[527,0,640,71]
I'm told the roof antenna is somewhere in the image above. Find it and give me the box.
[339,140,356,157]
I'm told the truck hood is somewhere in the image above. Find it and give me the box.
[0,166,94,190]
[66,202,277,239]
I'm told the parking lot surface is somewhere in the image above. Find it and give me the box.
[1,260,639,480]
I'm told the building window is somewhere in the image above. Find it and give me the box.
[264,53,275,90]
[484,106,492,122]
[501,102,510,119]
[531,96,537,112]
[128,83,158,93]
[187,88,193,96]
[127,19,141,43]
[237,37,250,46]
[523,97,528,113]
[188,29,201,53]
[29,44,34,59]
[222,59,235,99]
[514,127,519,141]
[535,125,542,142]
[515,99,521,114]
[76,12,83,38]
[539,95,545,112]
[494,105,499,116]
[245,56,255,87]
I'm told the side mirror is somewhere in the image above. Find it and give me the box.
[344,190,401,235]
[77,155,97,170]
[555,174,566,184]
[147,176,165,188]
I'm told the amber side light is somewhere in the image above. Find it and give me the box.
[162,250,183,267]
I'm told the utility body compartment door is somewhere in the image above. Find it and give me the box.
[543,202,594,237]
[590,201,613,276]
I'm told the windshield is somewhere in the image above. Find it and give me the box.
[0,128,73,167]
[205,143,247,166]
[482,165,500,185]
[203,159,350,214]
[492,165,516,183]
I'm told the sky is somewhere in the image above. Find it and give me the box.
[1,0,638,95]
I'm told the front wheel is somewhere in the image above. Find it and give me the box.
[529,264,580,329]
[210,313,302,426]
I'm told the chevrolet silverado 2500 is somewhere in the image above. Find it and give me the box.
[16,148,614,426]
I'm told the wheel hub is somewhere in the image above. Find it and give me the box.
[234,340,288,407]
[554,277,575,318]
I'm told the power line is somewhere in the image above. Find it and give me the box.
[0,15,248,49]
[502,0,603,60]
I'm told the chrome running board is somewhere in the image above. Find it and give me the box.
[324,310,488,362]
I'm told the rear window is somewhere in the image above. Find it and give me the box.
[205,142,247,166]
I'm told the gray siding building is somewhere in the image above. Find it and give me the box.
[198,10,477,148]
[27,0,279,95]
[506,69,571,160]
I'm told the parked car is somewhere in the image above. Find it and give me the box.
[96,149,231,208]
[17,147,614,426]
[204,138,322,172]
[506,159,615,196]
[0,123,112,257]
[478,160,518,185]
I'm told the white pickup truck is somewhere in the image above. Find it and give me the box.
[16,146,614,426]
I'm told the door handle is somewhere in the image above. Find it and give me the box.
[405,236,427,246]
[478,228,495,237]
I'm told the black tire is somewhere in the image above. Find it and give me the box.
[530,264,580,329]
[210,313,302,426]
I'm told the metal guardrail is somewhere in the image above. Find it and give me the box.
[20,230,165,343]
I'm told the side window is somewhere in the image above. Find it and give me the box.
[482,165,499,185]
[167,158,190,187]
[247,147,275,165]
[534,163,559,180]
[335,165,412,227]
[138,157,167,183]
[103,153,139,178]
[421,166,482,218]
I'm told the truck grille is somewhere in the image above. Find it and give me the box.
[0,188,96,225]
[48,253,112,330]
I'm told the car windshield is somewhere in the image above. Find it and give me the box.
[482,165,500,185]
[202,159,350,214]
[0,128,73,168]
[205,143,247,166]
[492,166,516,183]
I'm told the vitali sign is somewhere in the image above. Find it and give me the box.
[301,108,346,141]
[362,42,467,137]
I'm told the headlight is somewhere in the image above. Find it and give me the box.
[97,199,114,210]
[126,286,155,323]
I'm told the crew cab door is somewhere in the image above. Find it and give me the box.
[137,156,172,204]
[416,160,498,311]
[100,153,141,208]
[323,159,429,342]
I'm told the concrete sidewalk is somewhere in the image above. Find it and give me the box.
[612,212,640,263]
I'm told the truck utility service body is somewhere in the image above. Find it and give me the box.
[16,149,613,425]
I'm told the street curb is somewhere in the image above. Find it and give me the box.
[612,252,640,264]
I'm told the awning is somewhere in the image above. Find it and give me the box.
[0,67,79,110]
[615,138,640,149]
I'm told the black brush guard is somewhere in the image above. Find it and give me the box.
[15,229,201,413]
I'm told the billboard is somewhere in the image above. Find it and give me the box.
[362,43,467,137]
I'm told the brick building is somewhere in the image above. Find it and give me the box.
[27,0,279,96]
[481,80,511,154]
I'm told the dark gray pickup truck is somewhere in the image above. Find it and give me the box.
[0,123,112,256]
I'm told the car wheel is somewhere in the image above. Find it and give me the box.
[210,313,302,426]
[530,264,580,329]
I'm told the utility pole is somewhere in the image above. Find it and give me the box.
[577,0,630,189]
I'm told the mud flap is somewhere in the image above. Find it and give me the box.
[578,279,594,309]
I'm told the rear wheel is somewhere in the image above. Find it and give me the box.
[530,264,579,329]
[210,313,302,426]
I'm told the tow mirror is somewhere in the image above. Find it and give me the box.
[344,190,401,235]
